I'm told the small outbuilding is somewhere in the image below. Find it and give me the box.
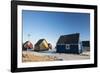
[34,39,50,51]
[56,33,81,54]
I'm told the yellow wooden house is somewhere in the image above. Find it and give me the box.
[34,39,49,51]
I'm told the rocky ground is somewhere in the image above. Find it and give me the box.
[22,51,58,62]
[22,50,90,62]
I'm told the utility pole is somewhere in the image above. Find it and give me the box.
[27,33,31,51]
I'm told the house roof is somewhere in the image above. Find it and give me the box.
[35,39,46,46]
[57,33,80,44]
[23,41,33,49]
[82,41,90,47]
[23,41,30,45]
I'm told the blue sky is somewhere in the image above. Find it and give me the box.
[22,10,90,47]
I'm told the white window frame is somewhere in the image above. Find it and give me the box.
[66,44,70,50]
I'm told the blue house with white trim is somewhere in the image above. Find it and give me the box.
[56,33,82,54]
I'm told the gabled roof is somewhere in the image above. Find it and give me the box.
[35,39,46,46]
[57,33,80,44]
[23,41,29,45]
[23,41,32,46]
[23,41,33,49]
[82,41,90,47]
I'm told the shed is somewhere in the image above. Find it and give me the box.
[56,33,81,54]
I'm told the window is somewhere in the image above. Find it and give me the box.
[66,44,70,49]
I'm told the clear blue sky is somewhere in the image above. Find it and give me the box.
[22,10,90,47]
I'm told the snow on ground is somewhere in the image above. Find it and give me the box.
[23,48,90,62]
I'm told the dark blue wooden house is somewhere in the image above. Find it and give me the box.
[56,33,82,54]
